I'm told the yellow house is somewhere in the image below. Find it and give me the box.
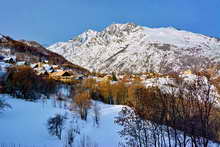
[183,69,192,75]
[101,75,112,82]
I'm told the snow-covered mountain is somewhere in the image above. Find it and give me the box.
[48,23,220,73]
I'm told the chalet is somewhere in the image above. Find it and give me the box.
[3,57,15,64]
[35,62,43,68]
[30,63,39,69]
[50,71,72,77]
[105,75,112,80]
[43,64,54,73]
[140,75,147,80]
[75,74,85,80]
[183,69,192,75]
[122,75,132,82]
[37,70,49,76]
[16,61,28,66]
[52,65,60,70]
[118,75,124,80]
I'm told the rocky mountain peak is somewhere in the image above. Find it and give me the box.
[48,23,220,74]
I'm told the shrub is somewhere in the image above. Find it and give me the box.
[111,81,128,104]
[96,80,113,104]
[82,78,97,91]
[73,90,91,120]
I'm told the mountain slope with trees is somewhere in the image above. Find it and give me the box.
[0,34,90,74]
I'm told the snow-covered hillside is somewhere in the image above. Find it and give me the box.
[0,94,123,147]
[48,23,220,73]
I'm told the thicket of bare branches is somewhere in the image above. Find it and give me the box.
[72,69,220,146]
[115,75,220,147]
[0,98,11,112]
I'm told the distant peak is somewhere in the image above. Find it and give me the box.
[86,29,97,33]
[79,29,97,37]
[107,22,137,28]
[164,26,179,31]
[71,29,98,43]
[105,23,138,31]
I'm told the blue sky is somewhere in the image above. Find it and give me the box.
[0,0,219,46]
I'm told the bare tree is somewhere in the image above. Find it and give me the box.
[116,74,220,147]
[0,98,11,112]
[47,114,66,140]
[93,102,100,127]
[115,107,155,147]
[65,127,80,147]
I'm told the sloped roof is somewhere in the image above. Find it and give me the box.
[50,71,72,77]
[0,55,4,60]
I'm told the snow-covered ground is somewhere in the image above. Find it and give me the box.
[0,94,123,147]
[0,62,10,77]
[0,92,220,147]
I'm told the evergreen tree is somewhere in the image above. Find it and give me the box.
[112,72,118,81]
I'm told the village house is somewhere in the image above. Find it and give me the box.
[43,64,54,73]
[37,70,49,77]
[75,74,85,80]
[49,71,76,83]
[121,75,132,82]
[183,69,192,75]
[52,65,60,70]
[97,75,112,82]
[34,67,48,76]
[16,61,28,66]
[30,63,39,69]
[3,57,15,64]
[50,71,72,77]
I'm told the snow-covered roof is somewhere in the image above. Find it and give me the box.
[16,61,27,66]
[50,71,71,77]
[3,57,15,61]
[30,63,38,68]
[43,64,54,73]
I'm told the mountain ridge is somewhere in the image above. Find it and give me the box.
[48,23,220,73]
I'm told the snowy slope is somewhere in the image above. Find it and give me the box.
[0,90,219,146]
[48,23,220,73]
[0,94,123,147]
[0,62,10,77]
